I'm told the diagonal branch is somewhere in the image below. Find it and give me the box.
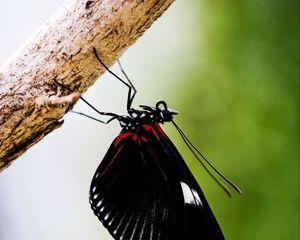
[0,0,175,171]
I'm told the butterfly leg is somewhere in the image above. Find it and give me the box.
[93,47,136,111]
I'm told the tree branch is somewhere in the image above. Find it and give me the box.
[0,0,175,171]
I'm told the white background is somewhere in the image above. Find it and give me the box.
[0,1,198,239]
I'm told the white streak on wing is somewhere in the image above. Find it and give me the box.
[93,193,99,199]
[96,199,103,207]
[105,206,117,227]
[121,212,134,239]
[114,210,128,233]
[161,208,168,222]
[113,208,129,236]
[108,215,115,226]
[104,212,110,221]
[129,214,141,240]
[138,213,147,240]
[150,222,154,240]
[150,201,156,240]
[180,181,203,207]
[157,228,161,240]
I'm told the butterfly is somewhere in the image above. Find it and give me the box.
[59,48,241,240]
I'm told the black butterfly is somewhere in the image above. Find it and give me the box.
[69,48,241,240]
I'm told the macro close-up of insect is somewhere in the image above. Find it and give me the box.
[0,1,298,240]
[59,48,241,240]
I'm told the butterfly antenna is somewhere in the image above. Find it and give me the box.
[172,120,242,196]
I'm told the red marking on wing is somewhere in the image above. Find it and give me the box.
[131,131,148,144]
[113,124,168,149]
[153,122,169,138]
[100,144,124,178]
[113,132,132,147]
[143,123,169,140]
[142,125,160,139]
[132,134,138,141]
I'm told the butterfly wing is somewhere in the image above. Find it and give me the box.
[151,123,225,239]
[89,125,225,240]
[89,131,180,240]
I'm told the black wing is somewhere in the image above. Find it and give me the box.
[89,124,225,240]
[152,123,225,239]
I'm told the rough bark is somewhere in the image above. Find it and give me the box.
[0,0,175,171]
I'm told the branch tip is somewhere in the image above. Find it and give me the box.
[49,92,81,105]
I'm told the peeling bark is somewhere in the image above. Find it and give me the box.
[0,0,175,171]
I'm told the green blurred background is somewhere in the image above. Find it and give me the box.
[0,0,299,240]
[167,1,299,239]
